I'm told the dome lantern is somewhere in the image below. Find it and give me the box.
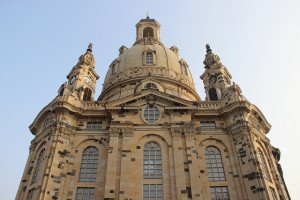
[135,16,161,41]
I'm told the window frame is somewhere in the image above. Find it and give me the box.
[31,148,46,184]
[143,141,162,179]
[143,105,160,124]
[75,187,95,200]
[210,186,230,200]
[205,146,226,182]
[78,146,99,182]
[143,184,163,200]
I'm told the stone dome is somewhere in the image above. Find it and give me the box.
[98,17,200,101]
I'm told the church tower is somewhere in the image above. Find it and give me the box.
[16,17,290,200]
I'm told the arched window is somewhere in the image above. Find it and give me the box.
[143,27,154,37]
[143,141,162,179]
[145,52,153,64]
[31,148,46,184]
[83,88,92,101]
[79,146,99,182]
[144,83,157,89]
[258,149,271,182]
[59,87,64,96]
[208,87,218,101]
[205,146,226,181]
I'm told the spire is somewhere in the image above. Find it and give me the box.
[206,44,212,53]
[87,43,93,52]
[76,43,95,67]
[203,44,221,69]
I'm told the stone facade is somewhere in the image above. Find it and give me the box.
[16,17,290,200]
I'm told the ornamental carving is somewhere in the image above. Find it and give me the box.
[76,44,95,67]
[42,114,56,131]
[170,127,182,139]
[133,37,163,46]
[56,122,75,140]
[109,127,134,142]
[183,127,196,141]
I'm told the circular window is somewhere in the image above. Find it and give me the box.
[144,105,160,124]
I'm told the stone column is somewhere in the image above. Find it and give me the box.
[170,127,187,200]
[183,126,202,200]
[118,127,134,200]
[229,123,268,200]
[104,127,122,199]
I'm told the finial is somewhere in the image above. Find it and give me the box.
[87,43,93,52]
[146,11,150,19]
[206,44,212,53]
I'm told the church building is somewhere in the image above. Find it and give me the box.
[16,17,290,200]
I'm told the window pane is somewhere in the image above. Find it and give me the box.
[143,142,162,179]
[143,184,163,200]
[79,146,99,182]
[205,146,226,182]
[31,148,46,184]
[76,187,95,200]
[258,150,272,182]
[210,186,230,200]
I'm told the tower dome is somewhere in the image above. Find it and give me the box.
[98,17,200,101]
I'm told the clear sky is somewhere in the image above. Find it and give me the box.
[1,1,299,199]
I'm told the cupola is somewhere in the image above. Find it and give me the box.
[135,16,161,41]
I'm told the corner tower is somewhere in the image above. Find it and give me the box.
[59,43,99,101]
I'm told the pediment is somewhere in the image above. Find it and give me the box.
[105,90,197,109]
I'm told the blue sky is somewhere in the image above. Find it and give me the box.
[1,1,300,199]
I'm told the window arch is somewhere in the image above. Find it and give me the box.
[205,146,226,181]
[145,52,154,64]
[79,146,99,182]
[144,83,157,89]
[143,141,162,179]
[143,27,154,37]
[31,148,46,184]
[258,149,271,182]
[208,87,218,101]
[83,88,92,101]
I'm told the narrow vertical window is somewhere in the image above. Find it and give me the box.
[205,146,226,181]
[269,187,278,200]
[26,189,34,200]
[79,146,99,182]
[75,187,95,200]
[111,64,116,75]
[31,148,45,184]
[182,65,188,75]
[143,184,163,200]
[208,87,218,101]
[210,186,230,200]
[145,52,153,64]
[258,150,271,182]
[83,88,92,101]
[143,142,162,179]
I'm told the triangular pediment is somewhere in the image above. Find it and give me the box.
[105,90,197,109]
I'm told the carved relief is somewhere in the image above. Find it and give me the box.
[109,127,133,142]
[170,127,182,141]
